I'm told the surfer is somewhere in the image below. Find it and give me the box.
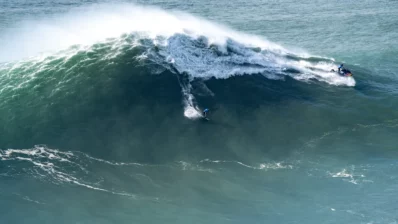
[203,108,209,118]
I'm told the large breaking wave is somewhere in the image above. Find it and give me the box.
[0,3,355,120]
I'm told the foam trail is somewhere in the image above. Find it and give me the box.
[182,86,203,119]
[177,161,214,173]
[200,159,293,170]
[328,167,367,185]
[178,76,203,119]
[0,146,137,197]
[168,61,203,119]
[280,60,356,86]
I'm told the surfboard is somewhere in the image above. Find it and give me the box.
[201,115,210,121]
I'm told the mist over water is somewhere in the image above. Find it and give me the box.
[1,1,398,224]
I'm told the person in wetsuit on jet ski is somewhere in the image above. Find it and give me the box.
[331,64,352,76]
[340,66,352,76]
[331,64,344,72]
[338,64,344,72]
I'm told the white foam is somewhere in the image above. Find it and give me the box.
[178,161,213,173]
[12,193,45,205]
[201,159,292,170]
[182,87,202,119]
[332,169,352,178]
[81,153,144,166]
[183,106,203,119]
[1,145,141,198]
[329,168,367,185]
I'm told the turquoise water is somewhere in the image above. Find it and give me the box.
[1,1,398,223]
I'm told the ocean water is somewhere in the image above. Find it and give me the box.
[1,0,398,223]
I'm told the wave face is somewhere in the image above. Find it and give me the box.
[1,2,398,224]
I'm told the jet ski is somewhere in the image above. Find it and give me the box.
[339,68,353,77]
[331,67,353,77]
